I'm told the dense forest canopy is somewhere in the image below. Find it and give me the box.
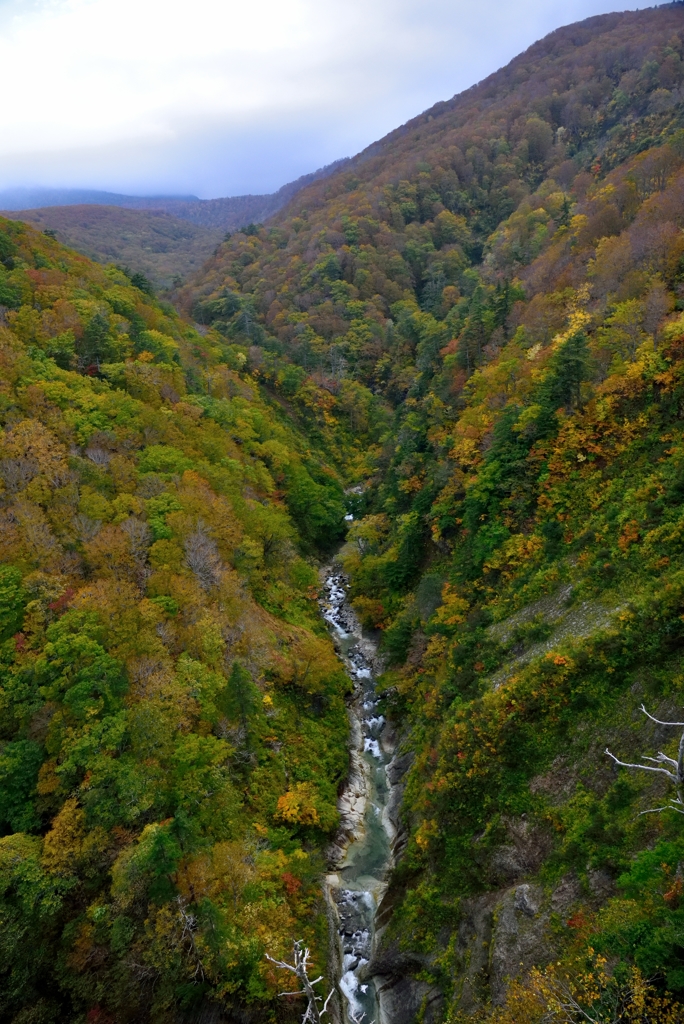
[8,5,684,1024]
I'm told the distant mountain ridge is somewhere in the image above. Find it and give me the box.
[0,157,350,232]
[0,188,201,211]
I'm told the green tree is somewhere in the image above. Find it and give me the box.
[549,330,590,411]
[0,567,26,641]
[219,662,262,757]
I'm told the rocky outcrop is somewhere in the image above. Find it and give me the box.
[374,972,444,1024]
[450,871,615,1014]
[489,884,548,1004]
[371,882,545,1022]
[327,715,370,866]
[370,866,616,1022]
[381,743,413,864]
[369,943,443,1024]
[369,746,430,1024]
[454,882,560,1009]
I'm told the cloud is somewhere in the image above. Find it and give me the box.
[0,0,642,197]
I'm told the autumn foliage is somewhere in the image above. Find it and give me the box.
[9,5,684,1022]
[0,219,351,1023]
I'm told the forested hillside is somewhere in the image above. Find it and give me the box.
[0,216,371,1023]
[180,5,684,1020]
[1,206,224,292]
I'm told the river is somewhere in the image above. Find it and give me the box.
[320,566,395,1024]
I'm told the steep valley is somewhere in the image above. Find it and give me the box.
[7,5,684,1024]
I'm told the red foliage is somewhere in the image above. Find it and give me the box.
[49,587,75,614]
[281,871,302,896]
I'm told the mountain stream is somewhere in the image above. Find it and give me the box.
[321,567,395,1024]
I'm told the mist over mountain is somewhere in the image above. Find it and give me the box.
[0,205,224,291]
[0,188,201,212]
[5,6,684,1024]
[0,158,350,229]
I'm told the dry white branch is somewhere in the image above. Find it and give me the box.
[606,704,684,817]
[184,521,222,590]
[348,1011,375,1024]
[175,895,205,982]
[604,750,676,779]
[266,940,335,1024]
[639,804,684,815]
[639,703,684,727]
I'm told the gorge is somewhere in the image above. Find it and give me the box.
[6,5,684,1024]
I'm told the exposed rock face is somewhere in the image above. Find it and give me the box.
[369,747,436,1024]
[374,972,444,1024]
[489,817,554,884]
[452,893,499,1012]
[381,746,413,864]
[371,867,616,1021]
[370,944,442,1024]
[327,717,370,866]
[453,872,616,1014]
[486,586,625,690]
[489,885,547,1004]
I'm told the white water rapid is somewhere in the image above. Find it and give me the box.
[321,567,395,1024]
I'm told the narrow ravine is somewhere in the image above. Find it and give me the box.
[320,566,396,1024]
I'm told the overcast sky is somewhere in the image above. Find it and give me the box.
[0,0,643,199]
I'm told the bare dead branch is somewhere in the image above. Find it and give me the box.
[321,990,334,1017]
[606,705,684,818]
[604,748,676,778]
[175,895,205,982]
[348,1012,375,1024]
[639,704,684,727]
[184,521,222,590]
[266,940,335,1024]
[642,753,678,768]
[265,954,298,973]
[639,802,684,816]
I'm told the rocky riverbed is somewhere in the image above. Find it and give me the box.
[320,567,397,1024]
